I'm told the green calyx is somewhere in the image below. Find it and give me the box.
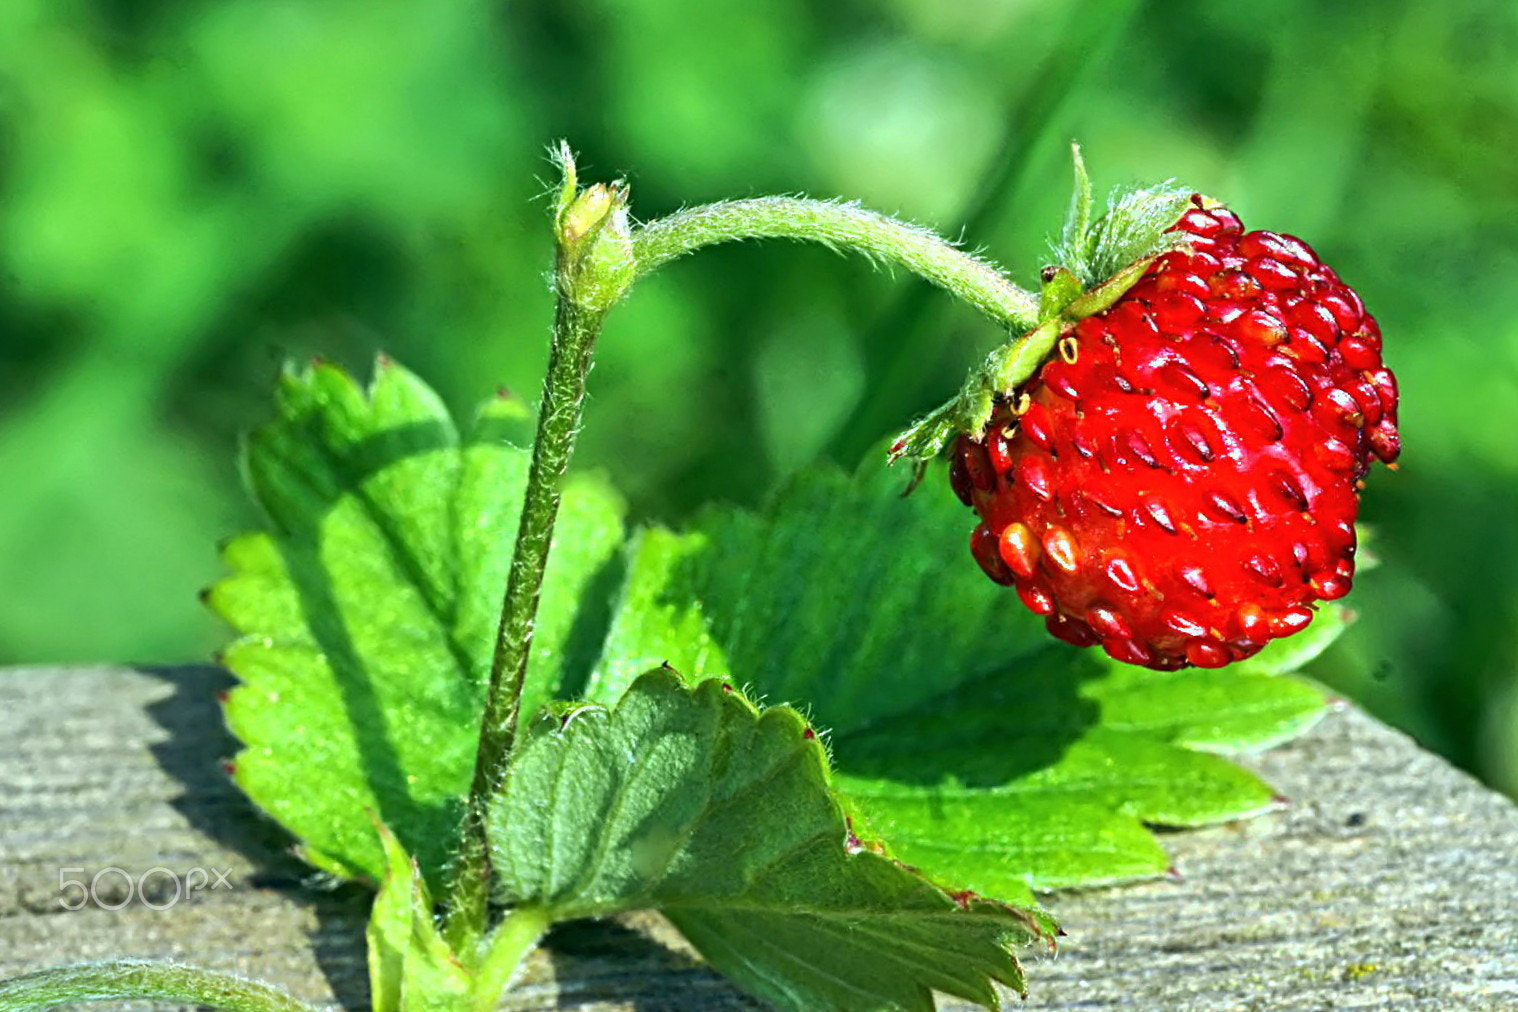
[888,146,1195,472]
[552,142,636,315]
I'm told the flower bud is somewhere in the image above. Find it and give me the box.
[556,181,635,312]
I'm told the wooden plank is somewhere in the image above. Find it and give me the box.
[2,665,1515,1010]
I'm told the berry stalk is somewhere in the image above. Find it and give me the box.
[634,197,1041,332]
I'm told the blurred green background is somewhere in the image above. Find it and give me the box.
[2,0,1515,795]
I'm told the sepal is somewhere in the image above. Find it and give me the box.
[888,146,1196,470]
[552,142,635,313]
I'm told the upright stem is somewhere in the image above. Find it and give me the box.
[445,171,634,944]
[447,295,605,938]
[478,296,604,768]
[634,198,1040,331]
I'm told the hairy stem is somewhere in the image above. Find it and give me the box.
[446,170,633,945]
[452,292,606,933]
[634,197,1039,331]
[0,962,319,1012]
[832,0,1144,462]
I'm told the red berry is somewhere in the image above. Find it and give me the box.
[955,196,1399,669]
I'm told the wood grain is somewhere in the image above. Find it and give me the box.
[2,665,1515,1010]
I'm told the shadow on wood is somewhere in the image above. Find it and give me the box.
[141,664,373,1011]
[2,664,1517,1010]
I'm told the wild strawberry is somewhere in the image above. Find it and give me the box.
[951,196,1399,670]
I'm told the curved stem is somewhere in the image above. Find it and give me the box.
[831,0,1145,462]
[0,962,318,1012]
[633,198,1039,331]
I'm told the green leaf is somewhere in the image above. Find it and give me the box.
[1091,664,1331,753]
[488,670,1050,1012]
[838,783,1167,898]
[591,460,1337,897]
[0,962,319,1012]
[586,463,1052,731]
[1058,143,1094,274]
[207,358,624,886]
[367,821,472,1012]
[367,821,551,1012]
[838,629,1335,896]
[834,665,1297,895]
[1088,605,1341,753]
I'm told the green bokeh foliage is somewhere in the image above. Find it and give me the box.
[1,0,1515,794]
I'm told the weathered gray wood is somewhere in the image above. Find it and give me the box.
[2,665,1515,1011]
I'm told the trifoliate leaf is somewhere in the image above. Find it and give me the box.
[207,359,624,885]
[1091,664,1331,753]
[591,461,1337,898]
[488,670,1049,1012]
[840,639,1334,897]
